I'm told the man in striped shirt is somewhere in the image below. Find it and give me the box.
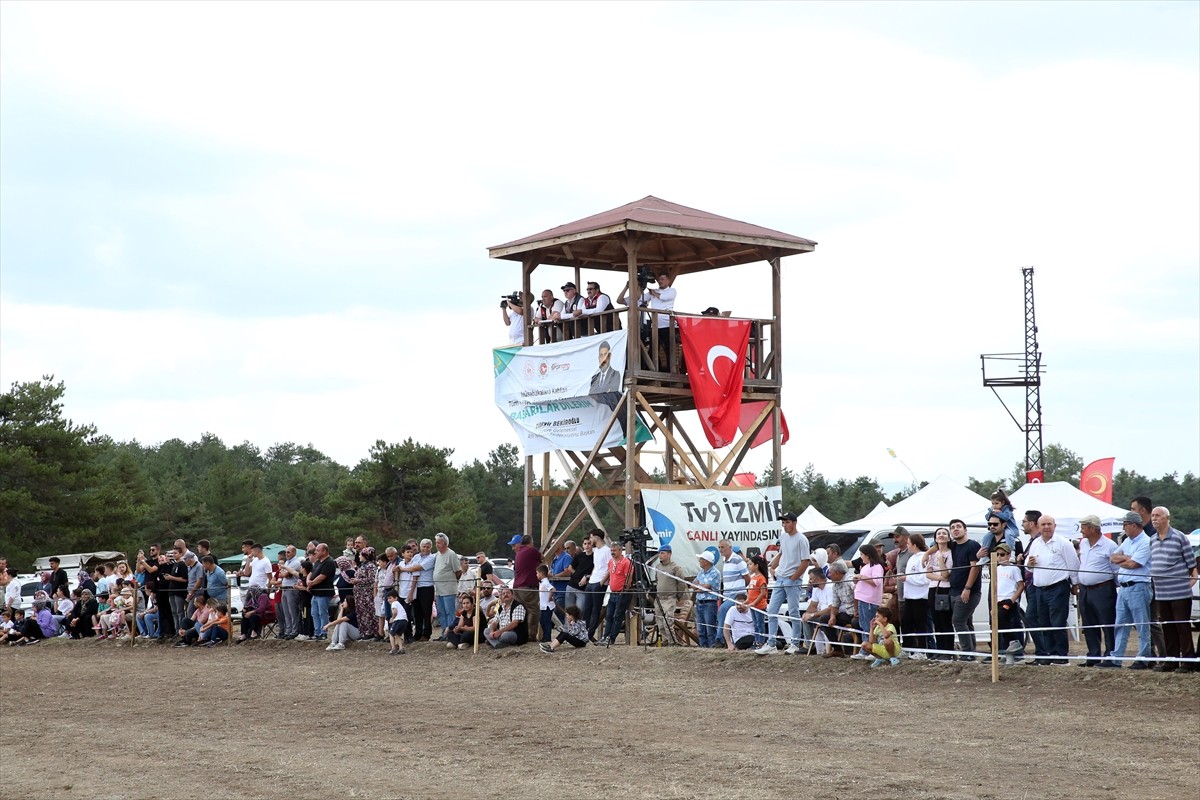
[1149,506,1197,673]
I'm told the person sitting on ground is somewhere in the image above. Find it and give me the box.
[385,589,409,655]
[0,609,15,644]
[723,593,758,651]
[52,586,75,631]
[6,607,46,646]
[478,581,499,620]
[66,589,98,638]
[445,594,477,650]
[541,605,589,653]
[323,596,360,651]
[176,597,216,647]
[484,587,528,649]
[858,606,901,668]
[800,568,839,656]
[98,588,132,639]
[238,587,272,642]
[137,589,160,640]
[34,598,60,639]
[199,603,231,647]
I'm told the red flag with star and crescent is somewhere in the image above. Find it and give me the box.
[1080,458,1115,504]
[677,316,751,448]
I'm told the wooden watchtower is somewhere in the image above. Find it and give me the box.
[488,196,816,551]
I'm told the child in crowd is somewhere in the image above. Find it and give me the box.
[540,605,588,652]
[199,603,231,646]
[537,564,555,643]
[445,594,476,651]
[98,588,131,639]
[0,610,16,644]
[746,556,770,645]
[993,544,1026,663]
[53,587,75,630]
[386,590,408,655]
[722,593,757,651]
[6,608,46,646]
[851,544,885,644]
[859,606,901,668]
[176,598,216,647]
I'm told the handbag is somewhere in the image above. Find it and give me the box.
[933,593,951,612]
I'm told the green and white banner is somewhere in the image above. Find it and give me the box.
[494,330,635,456]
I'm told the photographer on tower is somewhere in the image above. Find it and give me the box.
[619,269,676,370]
[500,290,528,346]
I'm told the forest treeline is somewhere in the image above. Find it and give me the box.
[1,377,1195,571]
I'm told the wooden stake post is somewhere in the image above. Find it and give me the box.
[990,551,999,683]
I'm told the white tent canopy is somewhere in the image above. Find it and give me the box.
[964,481,1129,538]
[866,500,889,516]
[796,504,836,532]
[832,475,990,531]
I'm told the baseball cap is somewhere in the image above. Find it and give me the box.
[994,543,1012,554]
[780,512,799,522]
[697,551,714,563]
[657,544,672,552]
[1121,511,1142,525]
[562,281,577,290]
[507,535,523,546]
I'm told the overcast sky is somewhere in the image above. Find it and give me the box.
[2,1,1197,493]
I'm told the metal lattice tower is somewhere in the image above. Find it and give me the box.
[1021,267,1044,473]
[980,267,1045,477]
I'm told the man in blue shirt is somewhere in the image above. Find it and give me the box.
[548,542,575,613]
[693,552,722,648]
[1104,511,1154,669]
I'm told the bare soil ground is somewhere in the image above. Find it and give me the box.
[2,637,1197,800]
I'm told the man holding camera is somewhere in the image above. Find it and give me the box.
[620,270,676,370]
[500,291,527,346]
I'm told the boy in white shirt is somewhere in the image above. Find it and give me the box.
[385,590,408,655]
[537,565,556,644]
[993,544,1026,664]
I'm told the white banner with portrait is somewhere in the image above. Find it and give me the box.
[641,485,785,576]
[494,330,629,456]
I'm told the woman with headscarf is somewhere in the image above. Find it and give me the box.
[335,555,356,604]
[351,546,379,641]
[33,597,59,638]
[66,589,98,638]
[238,586,272,641]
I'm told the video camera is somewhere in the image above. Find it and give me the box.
[500,291,522,309]
[636,266,657,289]
[620,526,652,545]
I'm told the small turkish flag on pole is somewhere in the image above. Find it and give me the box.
[1080,458,1116,504]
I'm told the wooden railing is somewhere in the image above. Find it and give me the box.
[526,308,779,389]
[533,307,625,345]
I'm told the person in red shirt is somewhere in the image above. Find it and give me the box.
[511,534,544,642]
[601,542,635,646]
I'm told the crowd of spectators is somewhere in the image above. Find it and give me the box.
[2,498,1196,673]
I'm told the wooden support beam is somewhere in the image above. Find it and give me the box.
[635,392,713,488]
[542,391,625,542]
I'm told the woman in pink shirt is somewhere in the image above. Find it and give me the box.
[852,544,885,639]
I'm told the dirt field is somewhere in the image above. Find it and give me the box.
[2,638,1197,800]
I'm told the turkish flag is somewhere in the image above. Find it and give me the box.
[1080,458,1115,504]
[729,472,757,487]
[738,400,790,449]
[678,317,751,448]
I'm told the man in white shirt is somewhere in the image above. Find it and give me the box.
[716,540,750,635]
[501,292,527,346]
[574,281,615,336]
[1076,515,1118,667]
[242,543,272,592]
[799,568,838,655]
[620,271,677,370]
[585,529,612,642]
[1025,515,1080,665]
[534,289,564,343]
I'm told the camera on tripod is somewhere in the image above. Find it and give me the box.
[620,526,652,545]
[499,290,522,308]
[635,266,657,289]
